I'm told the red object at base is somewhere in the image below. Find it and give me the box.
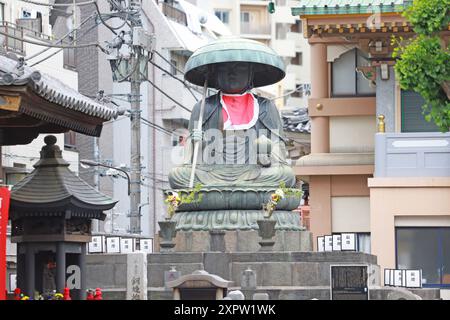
[94,288,102,300]
[63,287,71,300]
[86,291,94,300]
[14,288,21,300]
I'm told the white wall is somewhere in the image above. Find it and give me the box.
[330,116,376,153]
[331,196,370,233]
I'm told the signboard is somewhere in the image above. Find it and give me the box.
[341,233,357,251]
[106,237,121,253]
[88,235,105,253]
[332,234,342,251]
[9,274,16,293]
[393,270,403,287]
[406,270,422,288]
[140,238,153,253]
[120,238,135,253]
[317,236,325,252]
[0,187,11,300]
[324,235,333,252]
[384,269,422,288]
[384,269,391,286]
[331,265,368,300]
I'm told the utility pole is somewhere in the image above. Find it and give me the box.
[129,49,141,234]
[103,0,154,235]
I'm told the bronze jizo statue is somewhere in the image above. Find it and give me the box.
[169,40,295,189]
[166,37,302,232]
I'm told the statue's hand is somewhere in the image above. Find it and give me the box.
[258,154,271,167]
[191,128,203,142]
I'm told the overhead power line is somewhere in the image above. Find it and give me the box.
[140,72,192,113]
[0,29,103,50]
[19,0,96,7]
[25,13,97,61]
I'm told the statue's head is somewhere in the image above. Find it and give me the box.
[216,62,253,94]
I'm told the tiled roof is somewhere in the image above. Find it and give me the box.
[0,55,118,121]
[281,107,311,133]
[292,0,412,16]
[11,135,117,210]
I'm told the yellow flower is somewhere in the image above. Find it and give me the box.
[271,194,280,202]
[21,296,29,300]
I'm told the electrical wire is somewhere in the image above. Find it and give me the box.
[153,50,184,75]
[141,118,172,136]
[29,20,103,67]
[19,0,96,7]
[25,13,96,61]
[140,72,191,113]
[0,29,103,49]
[149,59,199,102]
[94,1,119,36]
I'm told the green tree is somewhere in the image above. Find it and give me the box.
[392,0,450,132]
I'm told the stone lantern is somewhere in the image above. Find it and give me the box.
[9,135,117,299]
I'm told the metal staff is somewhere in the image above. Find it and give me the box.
[189,78,208,188]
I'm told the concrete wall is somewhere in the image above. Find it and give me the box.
[369,177,450,284]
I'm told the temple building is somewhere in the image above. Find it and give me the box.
[291,0,450,297]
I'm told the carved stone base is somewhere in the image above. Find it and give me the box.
[158,229,313,252]
[172,210,303,231]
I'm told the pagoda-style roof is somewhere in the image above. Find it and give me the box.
[0,54,119,145]
[292,0,411,16]
[10,135,117,219]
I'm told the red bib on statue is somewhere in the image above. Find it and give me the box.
[220,92,259,130]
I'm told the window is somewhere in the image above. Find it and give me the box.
[401,90,439,133]
[214,10,229,24]
[331,49,376,97]
[275,23,287,40]
[64,131,77,150]
[290,19,302,33]
[396,227,450,287]
[240,12,249,23]
[291,52,302,66]
[170,59,177,76]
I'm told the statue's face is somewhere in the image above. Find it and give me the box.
[216,62,252,94]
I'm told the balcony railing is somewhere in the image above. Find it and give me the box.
[374,132,450,177]
[162,2,187,26]
[0,21,52,55]
[240,22,270,35]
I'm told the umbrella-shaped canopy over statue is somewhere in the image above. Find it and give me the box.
[184,37,285,88]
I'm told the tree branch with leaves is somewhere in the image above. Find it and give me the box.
[392,0,450,132]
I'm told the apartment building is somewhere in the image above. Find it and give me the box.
[292,0,450,296]
[190,0,310,108]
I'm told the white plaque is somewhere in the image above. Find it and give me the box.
[120,238,135,253]
[406,270,422,288]
[332,234,342,251]
[394,270,403,287]
[389,269,395,286]
[401,270,407,287]
[9,274,17,292]
[317,236,325,252]
[140,238,153,253]
[88,235,105,253]
[106,236,121,253]
[324,235,333,252]
[384,269,391,286]
[341,233,357,251]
